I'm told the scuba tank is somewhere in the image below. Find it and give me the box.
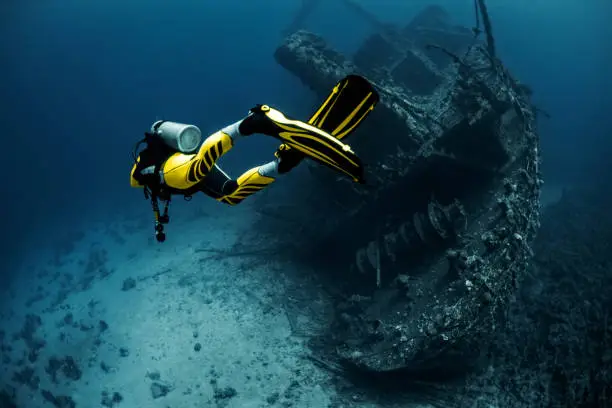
[151,120,202,153]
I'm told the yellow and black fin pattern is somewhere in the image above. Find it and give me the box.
[162,131,233,190]
[217,166,275,206]
[260,105,365,183]
[308,74,379,139]
[272,74,379,180]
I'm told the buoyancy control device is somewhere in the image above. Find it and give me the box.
[132,120,203,243]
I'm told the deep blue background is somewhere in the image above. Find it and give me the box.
[1,0,610,271]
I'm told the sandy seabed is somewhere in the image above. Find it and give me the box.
[0,200,352,408]
[1,184,567,408]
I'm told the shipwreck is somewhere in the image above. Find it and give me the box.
[258,1,541,374]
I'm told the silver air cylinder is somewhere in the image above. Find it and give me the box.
[152,120,202,153]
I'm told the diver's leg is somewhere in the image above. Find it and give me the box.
[194,164,237,200]
[274,74,380,170]
[234,75,379,183]
[162,119,250,190]
[217,159,280,206]
[237,104,366,183]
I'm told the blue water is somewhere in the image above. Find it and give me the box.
[0,0,610,282]
[1,2,612,407]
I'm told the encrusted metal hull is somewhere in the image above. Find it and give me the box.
[270,4,541,372]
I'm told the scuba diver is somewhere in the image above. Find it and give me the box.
[130,74,379,242]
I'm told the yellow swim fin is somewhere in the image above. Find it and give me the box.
[273,75,379,180]
[308,74,379,139]
[250,105,363,182]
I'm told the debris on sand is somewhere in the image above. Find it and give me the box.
[121,277,136,291]
[11,366,39,390]
[40,389,76,408]
[150,382,172,399]
[214,386,238,403]
[101,391,123,407]
[45,355,82,383]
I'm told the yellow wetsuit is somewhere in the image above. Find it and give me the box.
[131,123,277,206]
[129,75,379,242]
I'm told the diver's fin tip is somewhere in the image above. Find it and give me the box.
[308,74,379,138]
